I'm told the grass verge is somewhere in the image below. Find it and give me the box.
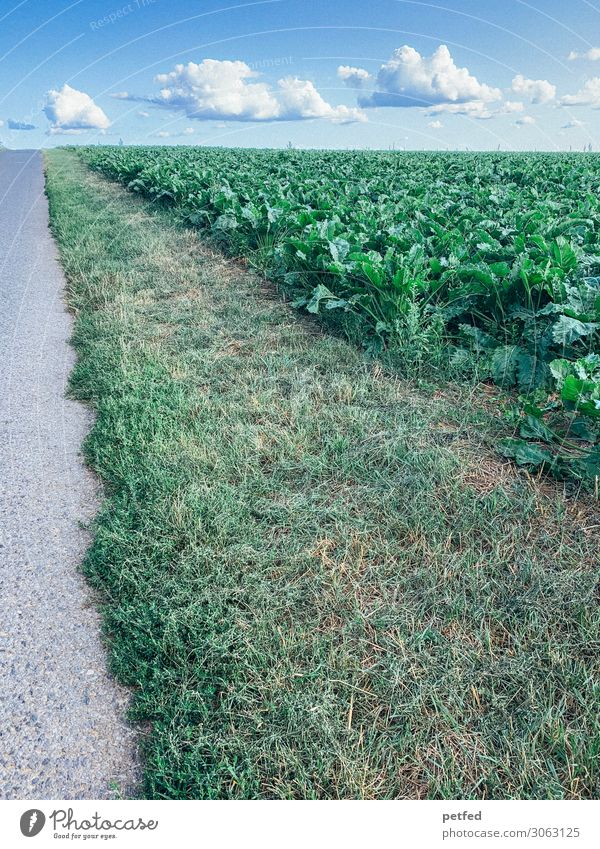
[45,149,600,800]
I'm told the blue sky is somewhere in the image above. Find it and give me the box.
[1,0,599,149]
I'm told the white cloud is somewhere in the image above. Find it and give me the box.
[427,119,443,129]
[425,100,495,119]
[153,60,278,120]
[155,131,171,138]
[276,76,366,122]
[560,77,600,108]
[360,44,501,108]
[337,65,372,88]
[515,115,535,126]
[511,74,556,104]
[562,118,585,128]
[138,110,150,118]
[44,84,110,133]
[500,100,524,113]
[110,91,130,100]
[568,48,600,61]
[183,127,194,135]
[425,97,526,120]
[127,59,365,123]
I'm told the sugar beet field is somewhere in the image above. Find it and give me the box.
[81,147,600,483]
[45,147,600,799]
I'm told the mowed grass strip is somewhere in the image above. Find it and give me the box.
[45,150,600,800]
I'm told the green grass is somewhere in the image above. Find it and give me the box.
[45,149,600,800]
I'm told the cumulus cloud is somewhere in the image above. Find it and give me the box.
[337,65,373,88]
[276,76,366,122]
[427,119,443,129]
[359,45,501,108]
[515,115,535,126]
[568,48,600,61]
[152,60,278,119]
[562,118,585,128]
[560,77,600,108]
[511,74,556,104]
[110,91,130,100]
[125,59,365,123]
[351,45,537,122]
[44,84,110,133]
[8,119,36,130]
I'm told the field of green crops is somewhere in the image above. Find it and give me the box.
[80,147,600,484]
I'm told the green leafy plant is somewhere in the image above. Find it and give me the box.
[78,145,600,483]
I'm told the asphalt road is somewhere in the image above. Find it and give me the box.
[0,150,138,799]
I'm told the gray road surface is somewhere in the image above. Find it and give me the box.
[0,150,138,799]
